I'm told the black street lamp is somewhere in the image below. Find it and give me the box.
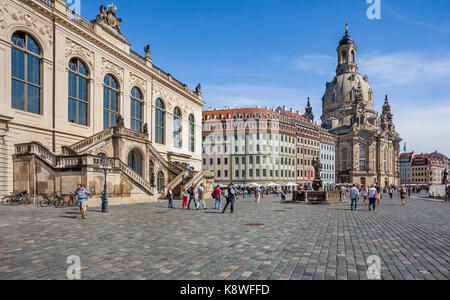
[101,154,110,213]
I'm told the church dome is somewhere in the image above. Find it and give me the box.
[339,32,355,47]
[322,73,375,122]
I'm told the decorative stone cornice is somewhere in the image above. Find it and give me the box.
[65,38,95,68]
[8,7,53,46]
[102,58,124,85]
[129,72,147,94]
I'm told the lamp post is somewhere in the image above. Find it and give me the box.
[102,154,110,213]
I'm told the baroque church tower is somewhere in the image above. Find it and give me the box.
[321,24,402,186]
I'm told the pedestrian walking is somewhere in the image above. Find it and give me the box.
[197,184,206,209]
[182,189,189,209]
[400,186,407,207]
[389,187,394,199]
[368,184,377,211]
[75,184,90,219]
[362,185,368,206]
[214,185,222,210]
[222,184,235,214]
[350,184,359,211]
[187,184,198,210]
[376,184,382,206]
[168,188,174,209]
[256,187,261,203]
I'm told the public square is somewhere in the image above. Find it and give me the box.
[0,194,448,280]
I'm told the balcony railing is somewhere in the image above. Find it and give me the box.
[66,9,94,32]
[40,0,54,8]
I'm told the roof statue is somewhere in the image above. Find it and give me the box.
[96,4,123,35]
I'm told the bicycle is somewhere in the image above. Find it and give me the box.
[39,193,65,208]
[2,191,30,206]
[67,194,77,207]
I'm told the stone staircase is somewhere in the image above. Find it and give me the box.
[14,142,153,196]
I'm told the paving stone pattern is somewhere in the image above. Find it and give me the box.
[0,194,448,280]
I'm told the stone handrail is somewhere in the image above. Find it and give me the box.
[15,142,57,167]
[167,169,190,191]
[112,158,153,195]
[182,170,204,191]
[70,128,114,152]
[61,145,78,156]
[116,127,148,140]
[146,143,182,175]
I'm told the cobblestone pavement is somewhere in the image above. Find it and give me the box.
[0,194,449,280]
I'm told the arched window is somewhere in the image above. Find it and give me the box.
[332,93,336,103]
[341,51,347,63]
[155,98,165,144]
[360,145,366,159]
[149,160,154,181]
[11,31,41,114]
[351,51,355,63]
[157,171,164,192]
[189,114,195,152]
[173,107,182,148]
[68,58,89,125]
[130,87,143,132]
[127,149,143,176]
[359,145,366,171]
[103,74,119,129]
[351,89,357,101]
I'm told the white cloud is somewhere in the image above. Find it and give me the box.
[394,101,450,155]
[203,83,322,113]
[359,51,450,87]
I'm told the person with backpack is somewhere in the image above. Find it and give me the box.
[187,184,198,210]
[389,186,394,199]
[222,184,235,214]
[368,184,377,211]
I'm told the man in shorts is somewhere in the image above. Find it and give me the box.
[76,184,91,219]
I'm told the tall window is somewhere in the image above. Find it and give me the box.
[103,74,119,129]
[149,160,154,179]
[173,107,182,148]
[359,145,366,171]
[342,148,348,171]
[127,149,142,176]
[157,171,164,192]
[11,32,41,114]
[189,114,195,152]
[130,87,143,132]
[68,58,88,125]
[155,99,165,144]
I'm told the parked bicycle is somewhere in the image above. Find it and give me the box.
[2,191,31,206]
[39,193,66,208]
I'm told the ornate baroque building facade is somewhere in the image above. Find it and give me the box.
[202,104,336,188]
[0,0,213,204]
[321,25,402,187]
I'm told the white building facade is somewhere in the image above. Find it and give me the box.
[0,0,213,204]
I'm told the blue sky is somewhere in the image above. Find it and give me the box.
[76,0,450,155]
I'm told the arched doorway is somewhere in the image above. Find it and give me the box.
[127,149,143,176]
[360,177,366,186]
